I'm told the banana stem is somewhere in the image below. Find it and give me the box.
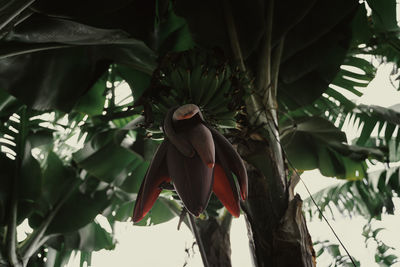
[258,0,273,101]
[271,37,285,106]
[6,183,19,266]
[109,65,116,110]
[222,0,266,128]
[0,0,36,31]
[188,213,210,267]
[20,180,80,264]
[220,209,233,231]
[6,107,28,267]
[222,0,245,71]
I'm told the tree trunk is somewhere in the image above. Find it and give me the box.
[196,216,232,267]
[241,140,316,267]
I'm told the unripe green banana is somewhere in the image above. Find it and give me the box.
[198,68,216,105]
[148,50,249,131]
[201,73,219,106]
[170,69,185,96]
[194,72,208,105]
[206,79,231,110]
[217,119,237,128]
[176,67,190,97]
[216,110,237,121]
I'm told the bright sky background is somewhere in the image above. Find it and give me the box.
[59,63,400,267]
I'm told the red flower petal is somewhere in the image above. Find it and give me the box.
[132,141,170,223]
[210,127,248,200]
[213,164,240,217]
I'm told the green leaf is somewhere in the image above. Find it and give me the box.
[77,221,115,252]
[4,15,130,45]
[19,142,42,202]
[389,169,400,195]
[316,145,341,177]
[73,131,147,186]
[273,0,317,43]
[335,151,366,180]
[118,162,149,193]
[327,244,340,257]
[280,0,357,61]
[283,132,319,171]
[134,198,176,226]
[42,189,109,234]
[277,0,358,109]
[350,5,372,45]
[0,14,157,112]
[375,254,382,263]
[129,131,162,161]
[74,72,107,116]
[80,251,92,267]
[282,116,387,179]
[366,0,398,32]
[112,200,134,222]
[359,104,400,125]
[0,153,14,226]
[174,0,265,59]
[383,254,398,265]
[41,152,76,209]
[0,88,21,120]
[377,243,390,254]
[305,166,400,220]
[27,129,54,148]
[156,2,195,54]
[46,247,73,267]
[293,117,347,143]
[0,0,34,34]
[31,1,157,45]
[0,47,107,112]
[98,40,156,75]
[115,65,152,104]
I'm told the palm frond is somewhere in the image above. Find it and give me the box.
[304,166,400,220]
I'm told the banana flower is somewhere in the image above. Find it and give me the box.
[133,104,247,222]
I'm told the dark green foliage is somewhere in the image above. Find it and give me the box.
[0,0,399,266]
[363,222,399,266]
[304,167,400,220]
[314,240,361,267]
[174,0,264,59]
[278,0,358,109]
[281,116,385,179]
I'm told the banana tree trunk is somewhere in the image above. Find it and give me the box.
[241,139,316,267]
[196,216,232,267]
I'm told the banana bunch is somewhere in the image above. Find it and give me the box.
[149,50,248,129]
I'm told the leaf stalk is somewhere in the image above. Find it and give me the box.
[188,213,210,267]
[20,180,80,264]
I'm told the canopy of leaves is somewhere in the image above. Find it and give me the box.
[1,0,400,266]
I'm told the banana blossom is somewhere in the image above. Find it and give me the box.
[133,104,247,222]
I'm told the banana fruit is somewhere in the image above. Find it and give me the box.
[150,50,249,129]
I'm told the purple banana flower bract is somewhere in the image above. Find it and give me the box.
[133,104,247,222]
